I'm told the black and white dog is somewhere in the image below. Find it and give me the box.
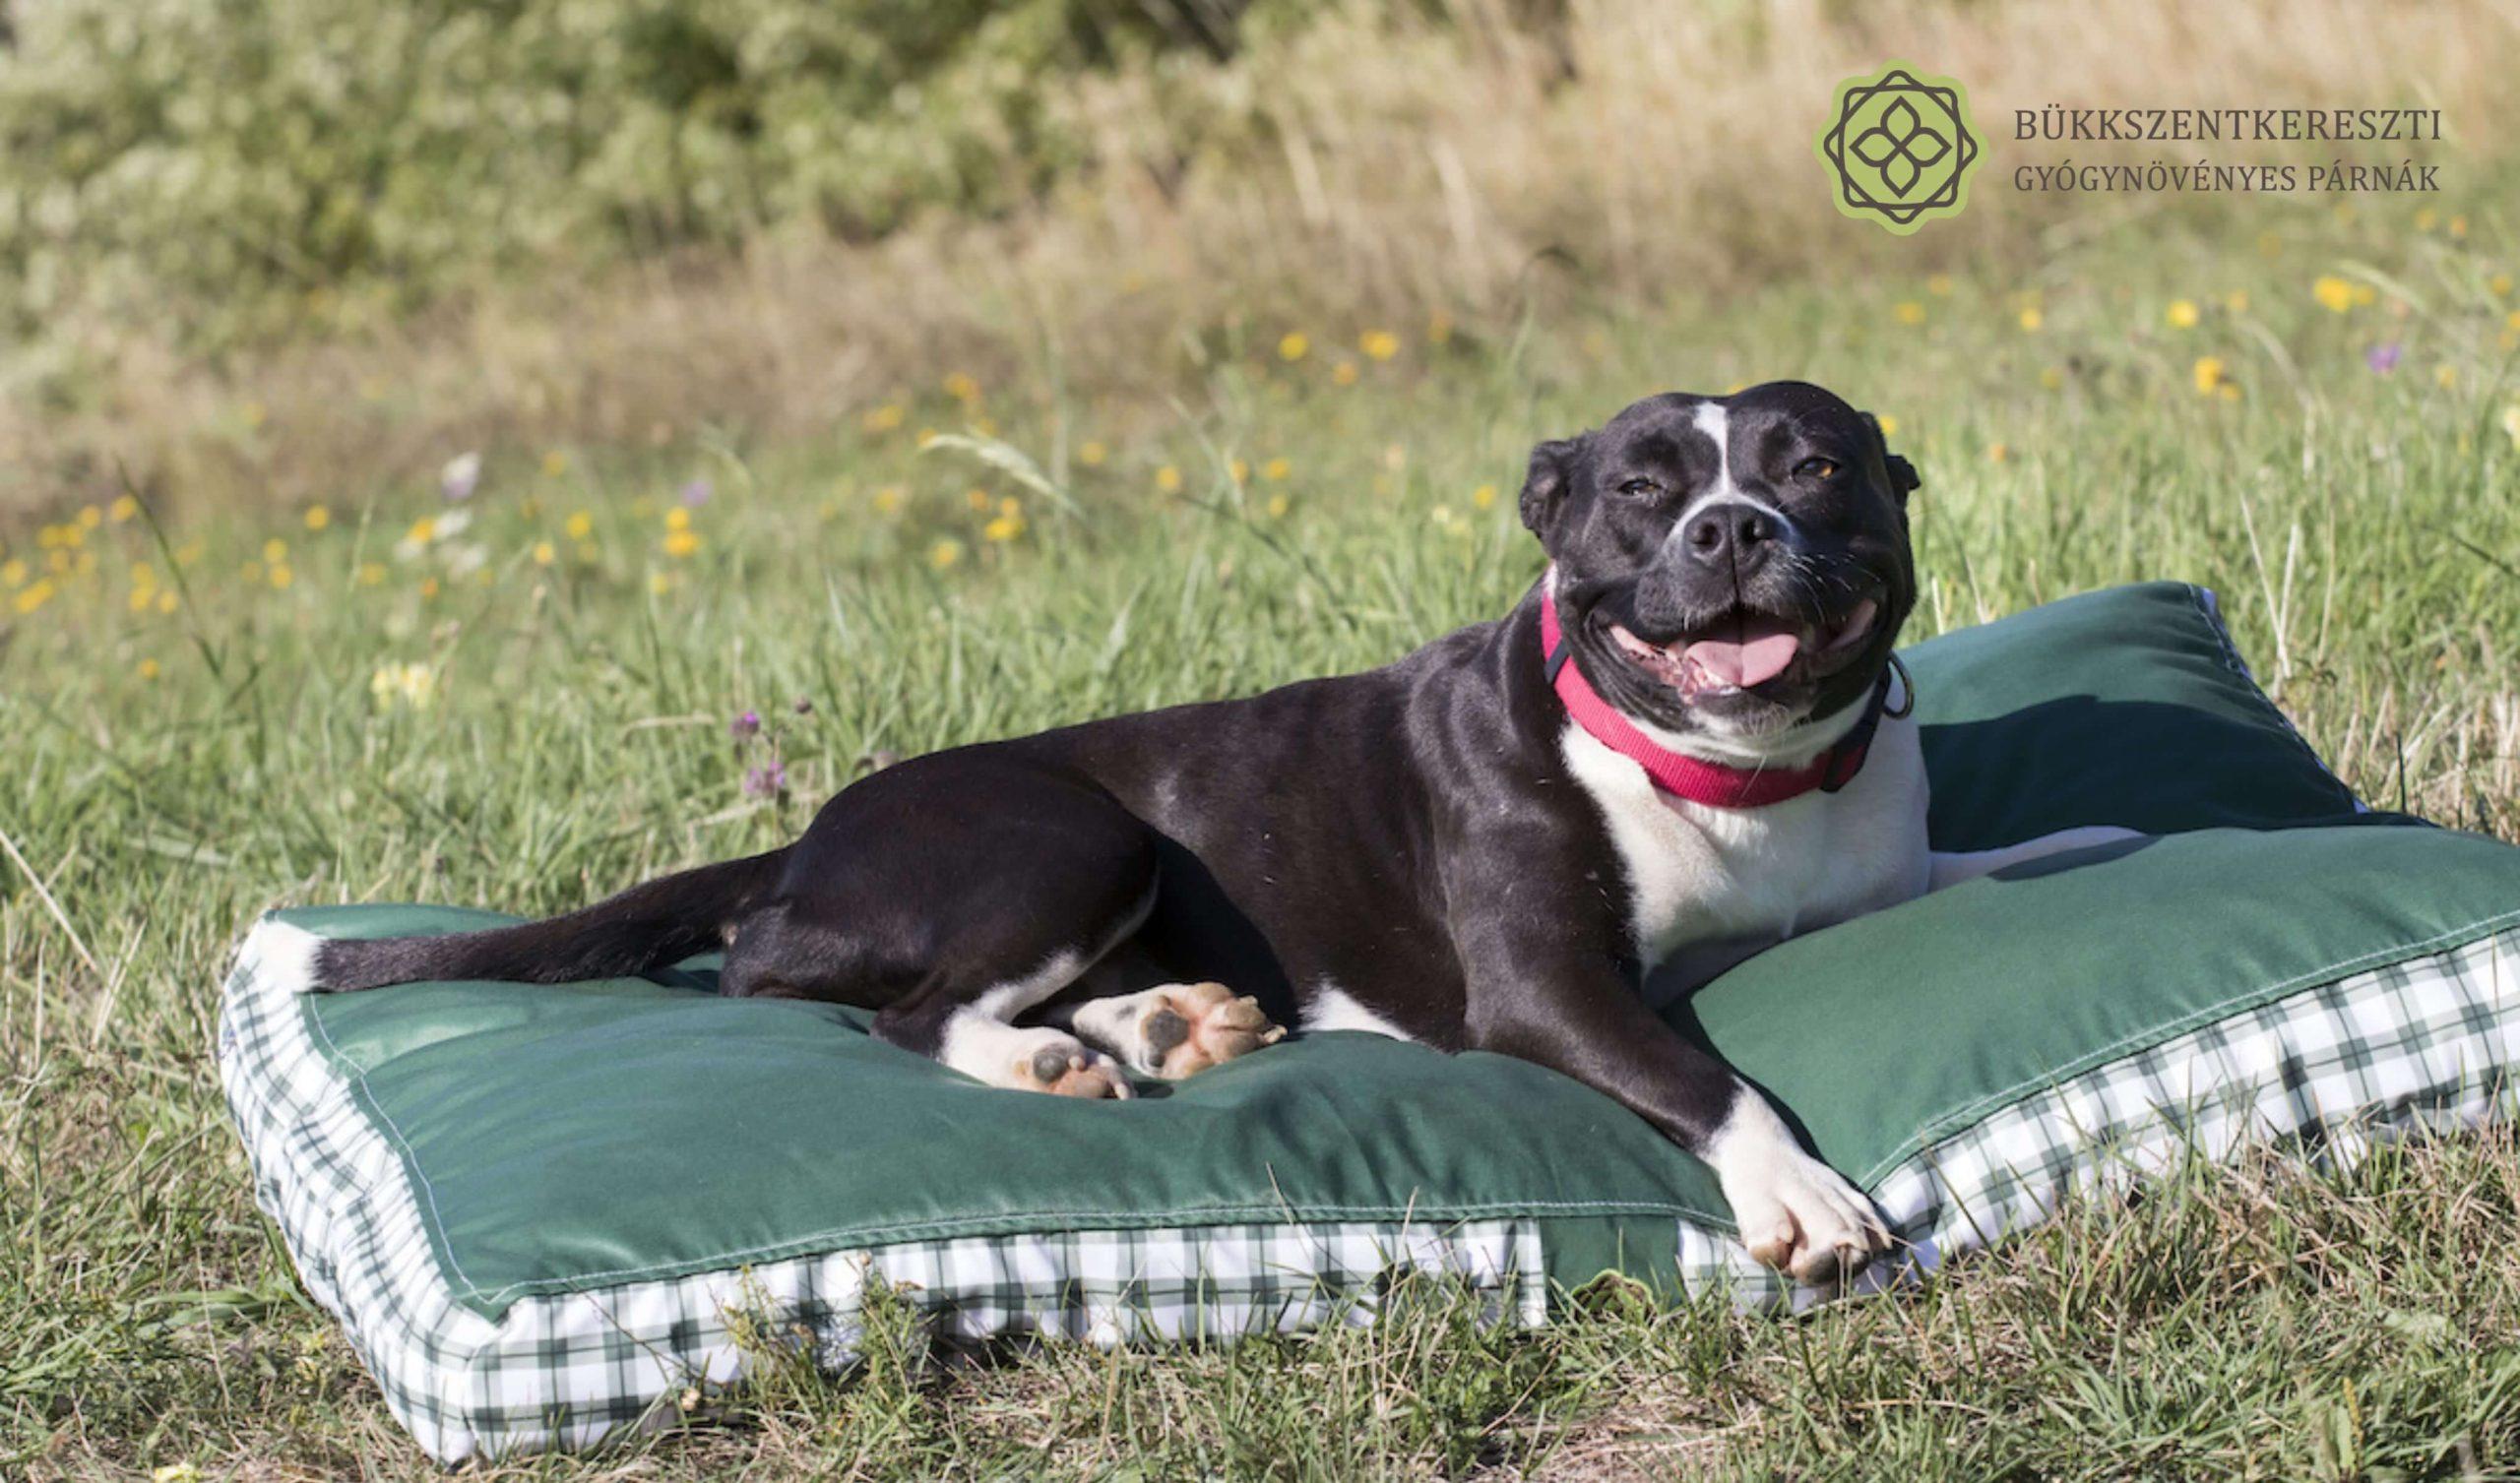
[315,382,2118,1283]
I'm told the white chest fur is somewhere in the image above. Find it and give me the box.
[1558,713,1932,984]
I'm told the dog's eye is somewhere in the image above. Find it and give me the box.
[1795,458,1842,480]
[1616,477,1662,497]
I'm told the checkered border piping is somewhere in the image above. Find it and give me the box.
[1675,923,2520,1313]
[222,913,2519,1459]
[218,918,1546,1462]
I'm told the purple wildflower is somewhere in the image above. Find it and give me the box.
[440,452,482,503]
[2364,342,2403,374]
[679,478,713,508]
[729,710,761,741]
[743,761,787,799]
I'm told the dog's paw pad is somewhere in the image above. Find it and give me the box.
[1144,981,1286,1079]
[1010,1036,1132,1099]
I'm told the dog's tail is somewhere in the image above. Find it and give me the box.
[311,848,790,992]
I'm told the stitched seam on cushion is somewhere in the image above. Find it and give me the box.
[2183,583,2361,812]
[286,944,1723,1304]
[1854,903,2520,1186]
[298,981,502,1307]
[467,1199,1723,1305]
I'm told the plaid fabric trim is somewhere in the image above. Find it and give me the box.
[221,915,2519,1458]
[218,918,1546,1462]
[1674,924,2520,1313]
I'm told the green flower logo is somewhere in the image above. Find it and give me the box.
[1817,64,1981,235]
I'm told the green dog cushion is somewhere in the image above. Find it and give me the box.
[220,582,2520,1460]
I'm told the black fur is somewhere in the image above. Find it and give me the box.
[313,382,1916,1169]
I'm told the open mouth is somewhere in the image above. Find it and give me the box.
[1606,597,1879,700]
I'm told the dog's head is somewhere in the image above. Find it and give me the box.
[1520,382,1919,752]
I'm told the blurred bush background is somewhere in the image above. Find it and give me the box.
[0,0,1333,348]
[1,0,2512,516]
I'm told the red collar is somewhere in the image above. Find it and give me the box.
[1537,574,1903,809]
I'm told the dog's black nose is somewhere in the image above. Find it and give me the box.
[1681,503,1777,572]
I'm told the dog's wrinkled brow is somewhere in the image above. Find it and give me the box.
[1619,430,1689,467]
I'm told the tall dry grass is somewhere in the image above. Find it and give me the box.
[8,0,2515,519]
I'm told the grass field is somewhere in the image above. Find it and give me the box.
[9,180,2520,1476]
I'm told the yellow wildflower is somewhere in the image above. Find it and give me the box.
[419,577,440,599]
[2017,307,2043,333]
[2225,289,2250,314]
[1876,414,1901,438]
[2416,208,2439,232]
[2435,365,2457,389]
[983,511,1026,543]
[872,487,906,516]
[407,517,437,545]
[138,658,160,681]
[110,494,140,523]
[928,538,964,571]
[2039,366,2066,391]
[13,580,54,615]
[264,537,288,564]
[1078,440,1108,467]
[1926,274,1954,296]
[565,510,594,539]
[1263,458,1292,482]
[1332,361,1359,387]
[665,506,693,532]
[371,663,437,711]
[1894,301,1926,326]
[662,529,702,558]
[533,541,557,567]
[157,588,178,614]
[304,505,331,531]
[1265,493,1292,520]
[1986,443,2008,463]
[357,562,386,587]
[1359,330,1401,362]
[2165,300,2200,330]
[0,559,23,587]
[1228,459,1249,484]
[2192,356,2228,395]
[541,450,569,477]
[861,402,907,433]
[2490,274,2514,299]
[965,488,990,513]
[79,505,102,529]
[1278,333,1309,362]
[943,371,980,402]
[2312,276,2356,313]
[2450,216,2469,239]
[269,564,293,589]
[1472,483,1498,510]
[1155,465,1183,494]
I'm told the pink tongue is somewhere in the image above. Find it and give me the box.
[1683,628,1802,688]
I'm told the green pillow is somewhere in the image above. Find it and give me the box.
[220,582,2520,1461]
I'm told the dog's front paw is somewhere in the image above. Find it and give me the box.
[1708,1096,1890,1285]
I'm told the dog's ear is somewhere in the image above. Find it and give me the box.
[1862,412,1921,501]
[1518,435,1587,538]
